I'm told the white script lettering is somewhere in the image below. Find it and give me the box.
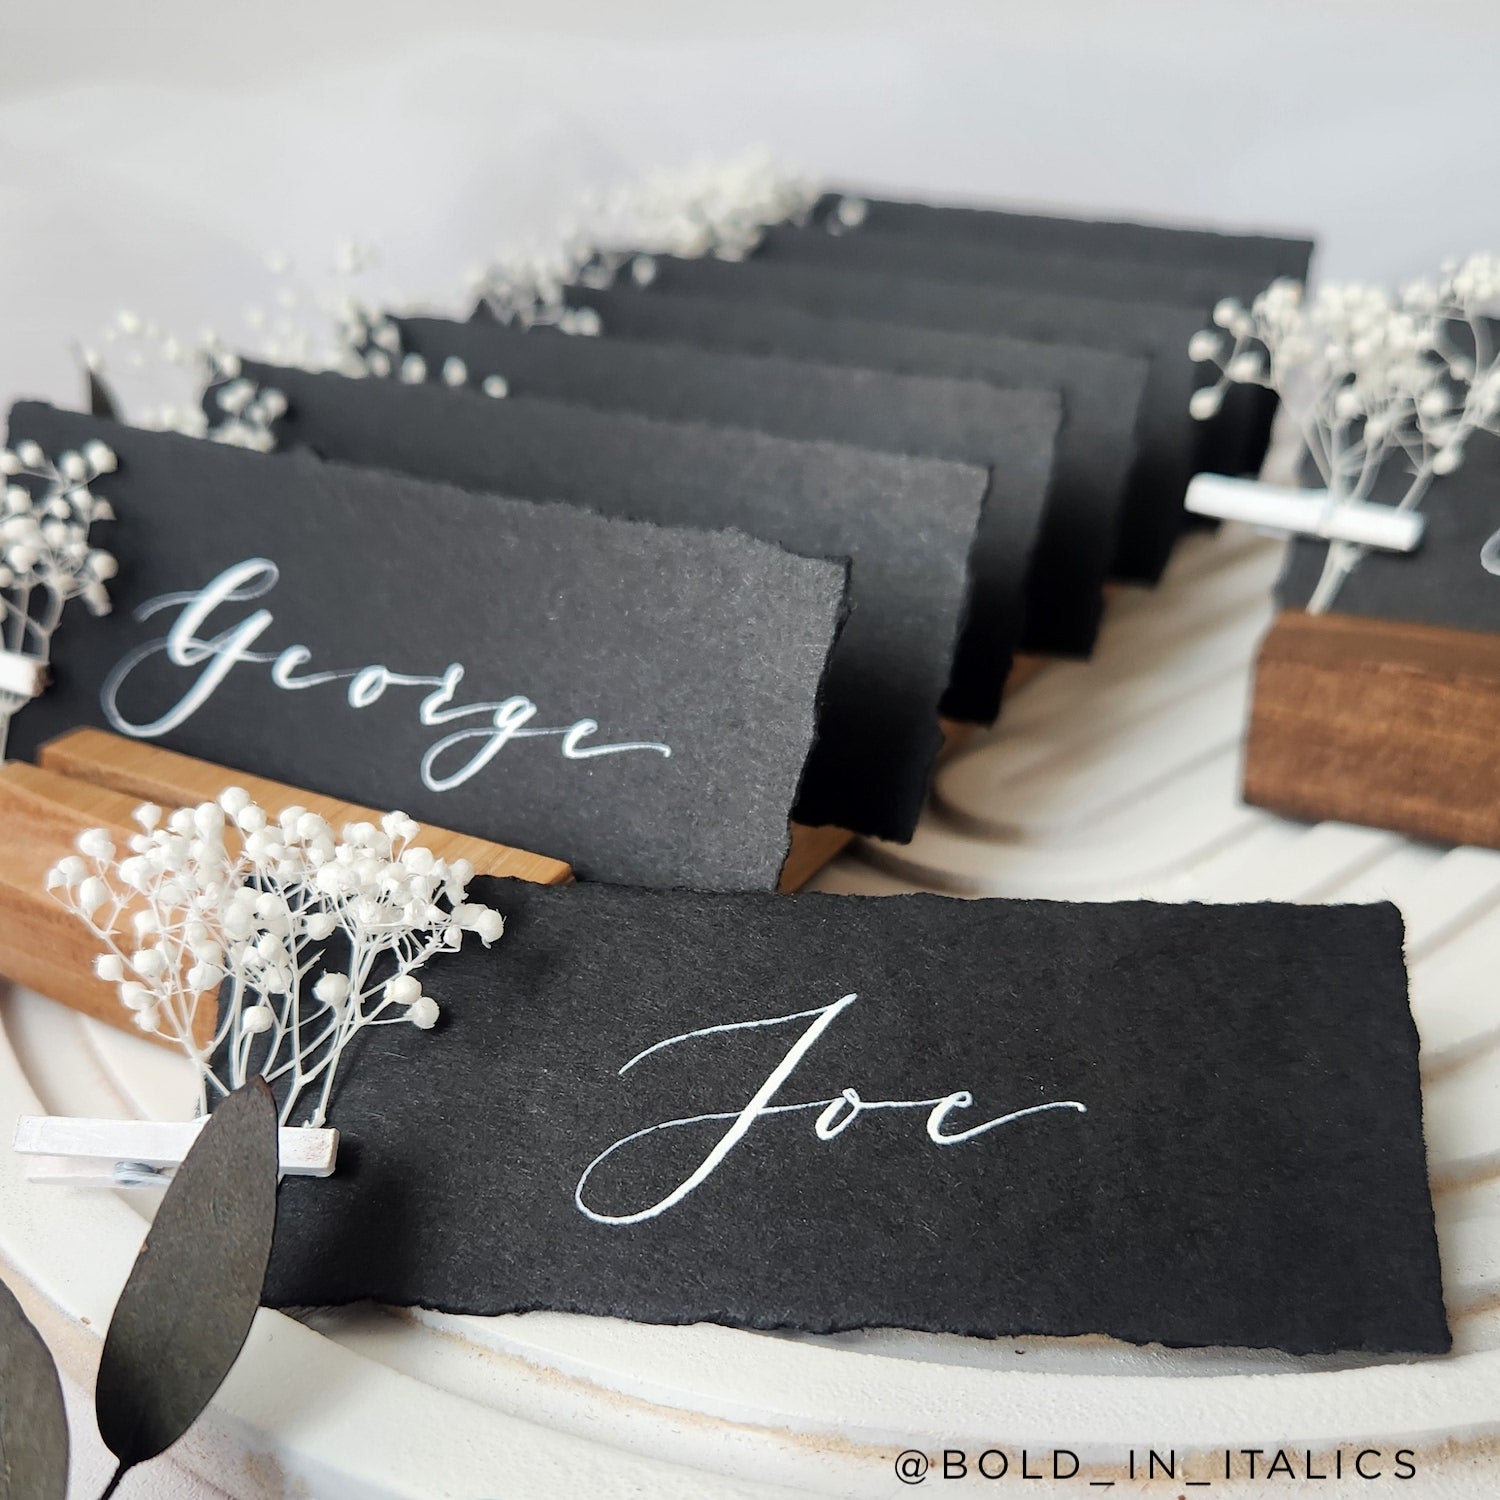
[101,558,673,789]
[574,993,1088,1226]
[1481,525,1500,576]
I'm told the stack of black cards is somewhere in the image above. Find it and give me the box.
[8,190,1314,891]
[2,184,1451,1360]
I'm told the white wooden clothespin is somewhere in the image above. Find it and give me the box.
[0,650,49,701]
[13,1114,338,1188]
[1184,474,1425,553]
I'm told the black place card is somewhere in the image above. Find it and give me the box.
[764,219,1312,302]
[615,254,1207,586]
[1277,431,1500,632]
[563,283,1148,663]
[395,316,1063,713]
[6,403,850,891]
[811,192,1315,281]
[260,882,1448,1356]
[754,222,1300,480]
[236,360,988,841]
[799,192,1314,479]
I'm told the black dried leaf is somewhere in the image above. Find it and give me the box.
[95,1079,277,1495]
[0,1274,69,1500]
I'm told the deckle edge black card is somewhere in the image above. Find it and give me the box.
[5,401,852,893]
[258,883,1448,1357]
[558,282,1144,665]
[753,221,1287,483]
[393,314,1079,683]
[810,190,1317,277]
[231,358,988,841]
[797,190,1314,488]
[602,254,1205,589]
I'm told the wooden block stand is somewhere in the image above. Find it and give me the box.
[1244,610,1500,849]
[0,729,572,1045]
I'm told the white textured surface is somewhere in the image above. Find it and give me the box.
[4,523,1500,1495]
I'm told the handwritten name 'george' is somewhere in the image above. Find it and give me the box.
[101,557,673,791]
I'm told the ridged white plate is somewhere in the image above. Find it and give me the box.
[4,521,1498,1497]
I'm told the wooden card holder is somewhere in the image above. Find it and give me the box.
[1244,610,1500,850]
[779,705,996,890]
[0,729,572,1046]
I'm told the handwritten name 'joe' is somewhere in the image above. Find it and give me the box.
[575,993,1088,1225]
[101,557,673,791]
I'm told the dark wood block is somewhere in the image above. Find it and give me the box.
[1245,610,1500,849]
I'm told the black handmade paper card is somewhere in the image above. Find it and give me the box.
[753,222,1308,479]
[810,193,1315,282]
[614,254,1206,585]
[1277,432,1500,633]
[260,882,1448,1356]
[563,283,1148,663]
[394,317,1068,701]
[5,403,850,891]
[236,360,988,840]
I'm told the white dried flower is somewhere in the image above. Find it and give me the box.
[1188,387,1223,421]
[76,876,108,917]
[471,151,815,331]
[1190,255,1500,610]
[1187,329,1222,363]
[131,947,168,978]
[0,439,119,757]
[303,911,337,941]
[385,973,421,1005]
[458,903,506,944]
[47,794,504,1126]
[77,827,114,860]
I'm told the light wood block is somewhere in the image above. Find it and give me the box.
[0,761,161,1035]
[39,728,572,887]
[1004,652,1048,696]
[778,823,856,892]
[1244,609,1500,850]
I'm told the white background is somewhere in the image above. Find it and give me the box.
[3,0,1498,418]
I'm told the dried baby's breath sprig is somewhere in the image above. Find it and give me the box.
[48,793,504,1128]
[82,243,411,450]
[0,439,118,758]
[85,317,284,451]
[1190,255,1500,610]
[823,194,870,234]
[473,150,819,329]
[82,155,816,434]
